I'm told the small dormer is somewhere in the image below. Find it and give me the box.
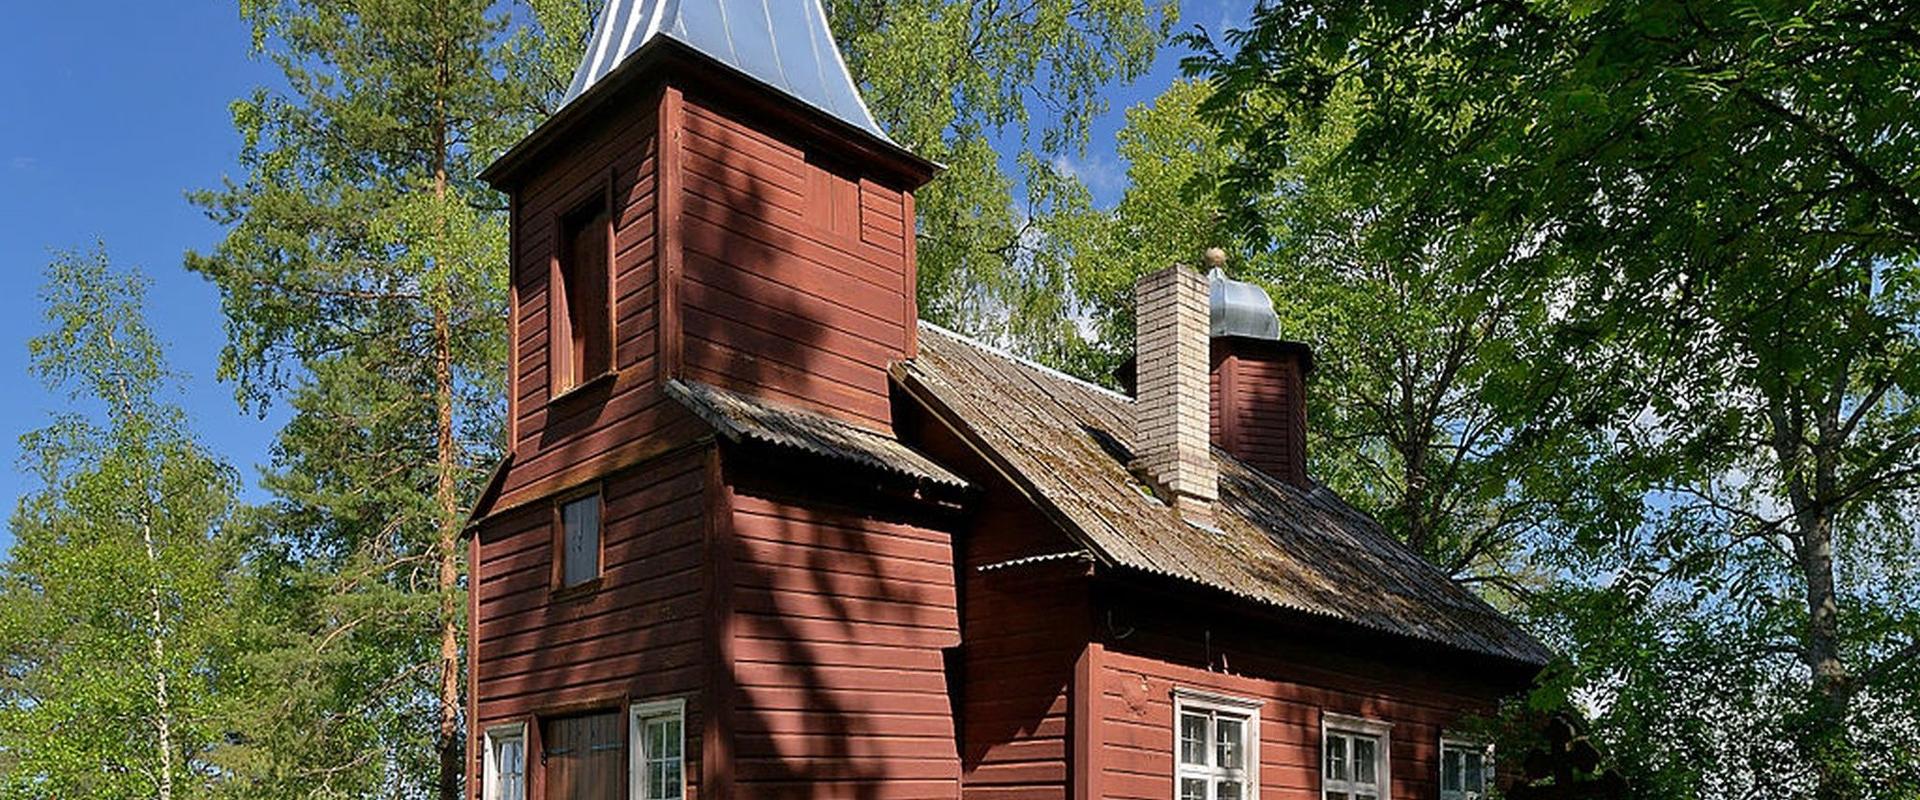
[479,0,937,504]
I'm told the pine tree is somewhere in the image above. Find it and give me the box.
[187,2,590,796]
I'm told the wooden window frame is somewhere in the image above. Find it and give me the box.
[548,179,618,400]
[551,483,605,597]
[1322,713,1393,800]
[1172,688,1262,800]
[1439,736,1494,800]
[484,721,529,800]
[629,697,687,800]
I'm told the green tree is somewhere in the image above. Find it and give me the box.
[1063,78,1239,378]
[188,1,1179,794]
[0,247,245,800]
[1190,1,1920,796]
[186,2,586,796]
[829,0,1174,355]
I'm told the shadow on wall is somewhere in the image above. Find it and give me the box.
[681,99,961,800]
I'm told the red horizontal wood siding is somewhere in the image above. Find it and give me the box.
[723,488,962,800]
[1210,340,1309,488]
[673,93,915,433]
[499,89,711,510]
[897,397,1095,800]
[1092,596,1518,800]
[469,447,711,800]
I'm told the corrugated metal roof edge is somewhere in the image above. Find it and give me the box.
[664,378,969,490]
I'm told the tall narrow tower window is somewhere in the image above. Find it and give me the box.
[552,199,612,395]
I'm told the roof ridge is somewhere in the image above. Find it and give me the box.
[917,320,1134,405]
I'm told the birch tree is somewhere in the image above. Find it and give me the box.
[0,247,244,800]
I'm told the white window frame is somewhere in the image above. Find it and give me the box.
[482,722,528,800]
[1439,737,1494,800]
[1172,688,1263,800]
[630,697,687,800]
[1321,713,1392,800]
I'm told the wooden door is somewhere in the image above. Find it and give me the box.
[543,711,625,800]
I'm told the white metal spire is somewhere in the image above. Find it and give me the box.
[564,0,898,148]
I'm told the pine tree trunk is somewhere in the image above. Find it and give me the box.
[435,301,463,800]
[432,47,464,793]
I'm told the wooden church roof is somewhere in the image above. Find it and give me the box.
[895,323,1554,666]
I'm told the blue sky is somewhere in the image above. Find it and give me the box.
[0,0,1250,555]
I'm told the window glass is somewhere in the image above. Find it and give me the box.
[561,494,601,587]
[1441,741,1490,800]
[1216,717,1244,769]
[1181,712,1209,765]
[489,731,526,800]
[638,711,684,800]
[1327,735,1348,781]
[1175,695,1256,800]
[1324,728,1386,800]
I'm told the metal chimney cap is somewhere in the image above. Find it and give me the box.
[1208,268,1280,340]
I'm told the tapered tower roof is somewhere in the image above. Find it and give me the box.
[564,0,897,148]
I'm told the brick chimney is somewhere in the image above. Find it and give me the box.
[1205,262,1314,488]
[1134,265,1218,525]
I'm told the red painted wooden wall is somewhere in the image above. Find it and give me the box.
[675,91,918,433]
[713,483,962,799]
[470,447,712,800]
[1209,339,1310,488]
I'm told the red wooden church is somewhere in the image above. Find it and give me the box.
[464,2,1551,800]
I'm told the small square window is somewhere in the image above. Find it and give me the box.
[558,491,602,588]
[1441,739,1492,800]
[1174,689,1261,800]
[1323,714,1391,800]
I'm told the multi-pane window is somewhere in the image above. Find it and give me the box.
[1174,690,1261,800]
[1440,740,1491,800]
[557,491,602,589]
[484,725,526,800]
[631,700,686,800]
[1323,715,1391,800]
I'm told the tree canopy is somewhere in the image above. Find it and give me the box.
[1187,0,1920,796]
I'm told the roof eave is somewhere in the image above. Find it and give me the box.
[482,37,940,190]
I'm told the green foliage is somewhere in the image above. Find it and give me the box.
[183,1,590,795]
[1190,0,1920,796]
[1061,78,1239,378]
[0,247,245,800]
[828,0,1175,356]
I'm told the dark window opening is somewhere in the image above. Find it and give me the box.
[552,200,612,395]
[556,491,602,589]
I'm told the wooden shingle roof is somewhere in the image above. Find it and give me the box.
[895,323,1551,666]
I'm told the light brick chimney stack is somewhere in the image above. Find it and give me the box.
[1134,265,1218,526]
